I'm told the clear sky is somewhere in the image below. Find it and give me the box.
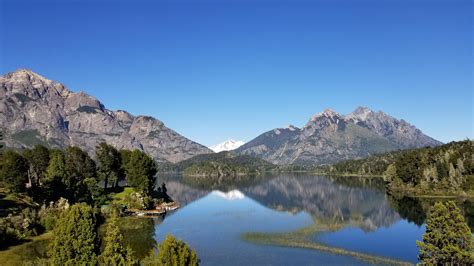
[1,0,472,146]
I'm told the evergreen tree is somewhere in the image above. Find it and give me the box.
[124,150,157,195]
[64,146,99,203]
[143,235,199,266]
[96,142,123,189]
[0,151,29,192]
[23,145,50,188]
[99,216,137,265]
[417,201,474,265]
[43,150,68,200]
[48,203,99,265]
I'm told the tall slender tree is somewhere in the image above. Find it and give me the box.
[96,142,123,190]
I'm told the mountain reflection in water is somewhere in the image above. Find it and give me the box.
[151,174,472,265]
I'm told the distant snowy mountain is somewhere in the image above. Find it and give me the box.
[209,139,245,153]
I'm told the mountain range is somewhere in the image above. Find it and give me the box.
[236,107,442,165]
[0,69,212,163]
[0,69,442,165]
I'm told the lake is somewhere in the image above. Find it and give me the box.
[147,174,473,265]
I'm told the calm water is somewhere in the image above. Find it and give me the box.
[147,174,472,265]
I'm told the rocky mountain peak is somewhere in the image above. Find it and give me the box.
[0,69,212,163]
[345,106,374,122]
[1,69,71,99]
[238,106,442,165]
[310,108,340,121]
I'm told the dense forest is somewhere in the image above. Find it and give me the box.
[0,138,199,265]
[315,140,473,195]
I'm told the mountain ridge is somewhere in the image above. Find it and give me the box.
[236,106,442,165]
[0,69,213,163]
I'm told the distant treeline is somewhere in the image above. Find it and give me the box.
[315,140,473,195]
[160,151,276,176]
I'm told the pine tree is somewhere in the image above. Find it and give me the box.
[96,142,124,189]
[48,203,99,265]
[124,150,157,195]
[143,235,199,266]
[99,216,137,265]
[417,201,474,265]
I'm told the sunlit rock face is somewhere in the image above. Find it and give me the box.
[0,69,212,163]
[237,107,441,165]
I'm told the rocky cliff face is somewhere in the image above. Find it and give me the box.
[237,107,442,165]
[0,69,212,163]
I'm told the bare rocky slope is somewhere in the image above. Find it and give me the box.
[236,107,442,165]
[0,69,212,163]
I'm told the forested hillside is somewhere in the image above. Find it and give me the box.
[317,140,473,195]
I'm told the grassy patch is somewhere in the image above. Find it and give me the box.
[0,232,52,265]
[11,130,49,147]
[111,187,135,201]
[242,223,412,266]
[0,187,38,217]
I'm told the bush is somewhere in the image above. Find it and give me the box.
[143,235,199,266]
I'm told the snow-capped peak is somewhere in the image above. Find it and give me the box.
[209,139,245,153]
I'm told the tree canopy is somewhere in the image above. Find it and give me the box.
[0,151,29,192]
[48,203,100,265]
[124,150,157,195]
[143,235,199,266]
[417,201,474,265]
[99,216,137,265]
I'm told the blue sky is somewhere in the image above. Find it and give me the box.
[1,0,472,146]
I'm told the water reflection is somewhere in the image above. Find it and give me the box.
[152,174,472,264]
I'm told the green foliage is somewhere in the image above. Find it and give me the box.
[0,207,44,248]
[184,161,255,177]
[39,198,70,231]
[166,151,275,173]
[316,140,473,195]
[48,203,99,265]
[0,151,29,192]
[143,235,199,266]
[11,129,48,147]
[96,142,124,189]
[23,145,50,188]
[64,146,100,203]
[99,216,137,265]
[124,150,157,195]
[417,201,474,265]
[43,150,68,201]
